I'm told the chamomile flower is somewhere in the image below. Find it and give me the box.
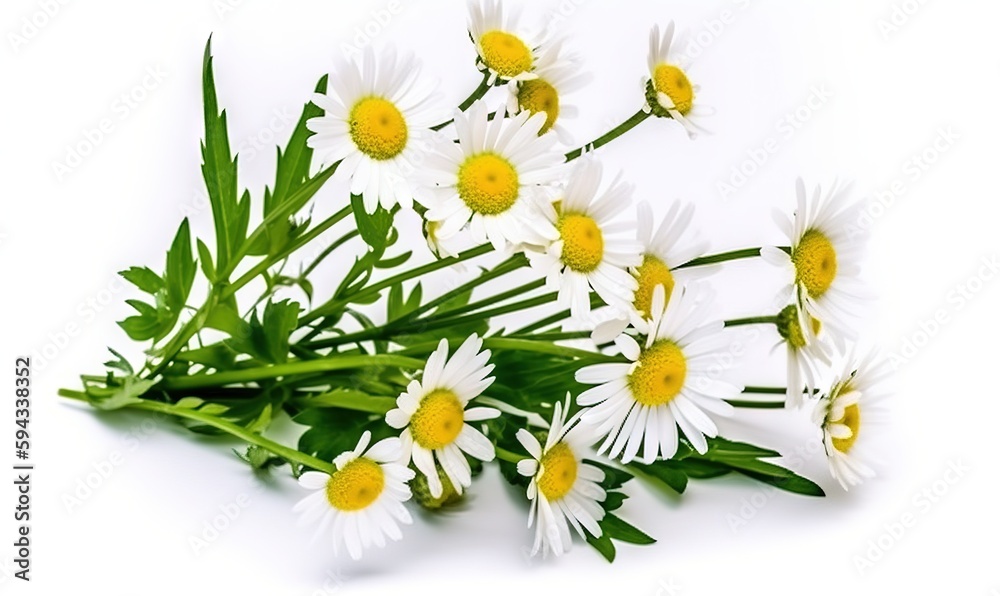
[644,22,712,138]
[293,431,415,560]
[814,353,889,490]
[775,303,834,408]
[516,395,606,557]
[385,334,501,498]
[505,39,588,144]
[631,200,711,319]
[527,158,641,317]
[468,0,539,85]
[307,46,439,213]
[421,100,564,249]
[576,284,740,463]
[761,179,867,340]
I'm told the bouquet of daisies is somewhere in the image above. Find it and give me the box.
[61,0,887,562]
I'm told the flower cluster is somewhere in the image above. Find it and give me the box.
[63,0,888,566]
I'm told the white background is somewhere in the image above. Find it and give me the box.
[2,0,999,594]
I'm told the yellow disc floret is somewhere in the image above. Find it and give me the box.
[457,153,520,215]
[479,31,533,79]
[628,341,687,406]
[831,402,861,454]
[326,457,385,512]
[349,96,408,161]
[537,442,578,500]
[792,229,838,298]
[517,79,559,134]
[558,213,604,273]
[410,389,465,450]
[653,64,694,115]
[633,254,675,316]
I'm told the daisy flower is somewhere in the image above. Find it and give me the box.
[775,303,835,409]
[761,178,867,340]
[631,200,711,319]
[526,157,642,317]
[516,395,607,557]
[644,22,712,137]
[504,38,588,144]
[468,0,539,85]
[575,284,741,463]
[306,46,440,213]
[814,353,889,490]
[421,100,564,250]
[293,431,415,560]
[385,334,501,498]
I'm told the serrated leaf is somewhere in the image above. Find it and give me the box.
[125,299,157,318]
[119,266,164,294]
[261,299,300,364]
[272,75,328,204]
[103,347,134,376]
[200,37,245,276]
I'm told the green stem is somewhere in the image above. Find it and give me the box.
[160,354,424,391]
[291,391,397,415]
[394,337,619,362]
[724,316,778,327]
[431,73,492,131]
[300,243,494,327]
[725,399,785,409]
[59,389,334,474]
[301,230,360,278]
[565,109,651,161]
[494,445,524,464]
[223,205,352,300]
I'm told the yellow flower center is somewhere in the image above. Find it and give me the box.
[479,30,533,79]
[831,403,861,454]
[792,229,838,298]
[558,213,604,273]
[325,457,385,512]
[348,96,408,161]
[537,442,578,500]
[517,79,559,134]
[457,153,520,215]
[633,254,674,317]
[410,389,465,450]
[653,64,694,115]
[777,304,822,349]
[628,341,687,406]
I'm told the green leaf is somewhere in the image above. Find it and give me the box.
[197,238,216,282]
[103,348,134,376]
[86,377,154,411]
[601,513,656,545]
[737,469,826,497]
[272,75,328,204]
[602,491,626,512]
[176,344,237,370]
[118,315,164,341]
[632,461,688,494]
[200,37,248,276]
[119,266,164,294]
[704,437,782,460]
[260,299,300,364]
[671,458,731,479]
[165,219,196,311]
[585,529,616,563]
[350,194,394,252]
